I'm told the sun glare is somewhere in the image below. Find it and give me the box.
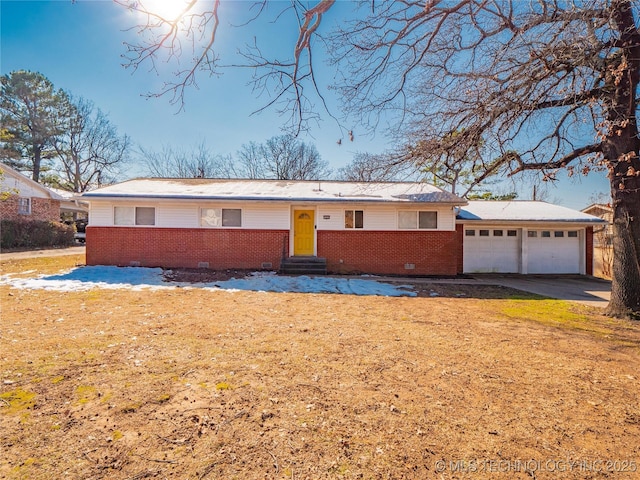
[141,0,191,21]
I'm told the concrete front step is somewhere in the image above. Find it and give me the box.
[280,257,327,275]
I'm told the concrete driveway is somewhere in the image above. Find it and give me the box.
[472,274,611,308]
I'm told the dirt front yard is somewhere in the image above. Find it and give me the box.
[1,255,639,479]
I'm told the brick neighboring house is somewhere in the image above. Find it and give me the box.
[80,178,605,276]
[0,163,63,222]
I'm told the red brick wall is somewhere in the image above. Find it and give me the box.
[455,224,464,274]
[318,230,460,276]
[87,227,461,275]
[586,226,594,276]
[0,195,60,222]
[86,227,289,270]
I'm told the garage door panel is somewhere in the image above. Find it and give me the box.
[463,227,582,274]
[463,229,520,273]
[527,231,580,274]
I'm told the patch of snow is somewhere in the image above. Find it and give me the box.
[0,266,416,297]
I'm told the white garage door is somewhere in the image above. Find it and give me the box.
[526,229,581,274]
[463,228,521,273]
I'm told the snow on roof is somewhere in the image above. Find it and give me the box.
[81,178,466,204]
[457,201,607,223]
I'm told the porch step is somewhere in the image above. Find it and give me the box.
[280,256,327,275]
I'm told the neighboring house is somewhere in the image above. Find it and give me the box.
[50,188,90,221]
[458,201,605,275]
[0,163,63,222]
[581,203,613,246]
[80,178,605,276]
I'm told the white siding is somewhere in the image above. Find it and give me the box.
[243,205,290,229]
[364,208,397,230]
[157,204,198,228]
[317,205,456,231]
[317,207,344,230]
[1,173,50,199]
[87,200,457,231]
[88,202,113,226]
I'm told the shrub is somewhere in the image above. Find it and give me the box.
[1,220,75,249]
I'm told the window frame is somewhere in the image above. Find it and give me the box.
[344,209,364,229]
[17,197,31,215]
[397,210,438,230]
[200,207,242,228]
[114,206,156,226]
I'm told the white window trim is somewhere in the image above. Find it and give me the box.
[344,209,364,229]
[113,206,156,226]
[397,210,438,230]
[199,207,242,228]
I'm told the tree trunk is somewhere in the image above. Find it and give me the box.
[603,1,640,319]
[606,170,640,319]
[32,145,41,182]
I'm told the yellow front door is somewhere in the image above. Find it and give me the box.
[293,210,315,256]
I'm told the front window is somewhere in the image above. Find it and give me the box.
[398,211,438,230]
[114,206,155,226]
[345,210,363,229]
[200,208,242,227]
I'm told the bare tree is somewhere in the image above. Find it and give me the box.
[236,134,331,180]
[54,96,130,192]
[117,1,640,318]
[140,143,229,178]
[234,141,267,179]
[337,152,418,182]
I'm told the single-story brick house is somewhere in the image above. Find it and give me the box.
[80,178,605,276]
[0,163,63,222]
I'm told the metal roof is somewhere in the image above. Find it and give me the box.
[457,201,607,223]
[81,178,467,204]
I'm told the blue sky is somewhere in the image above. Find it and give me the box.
[1,0,610,209]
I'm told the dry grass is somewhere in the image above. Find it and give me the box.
[1,255,639,479]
